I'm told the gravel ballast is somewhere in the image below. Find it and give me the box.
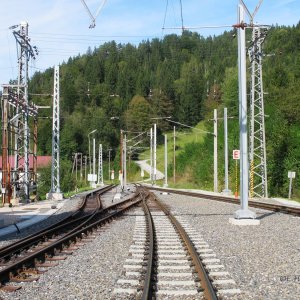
[0,186,299,299]
[0,186,122,246]
[154,191,300,300]
[0,195,83,247]
[0,210,136,300]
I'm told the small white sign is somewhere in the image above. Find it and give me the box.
[88,174,97,182]
[111,170,115,180]
[288,171,296,179]
[232,149,240,160]
[141,169,145,178]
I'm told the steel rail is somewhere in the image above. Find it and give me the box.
[147,189,218,300]
[0,193,142,286]
[0,185,115,262]
[141,193,154,300]
[147,186,300,217]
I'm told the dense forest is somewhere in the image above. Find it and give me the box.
[18,23,300,197]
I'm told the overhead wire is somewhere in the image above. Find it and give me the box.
[6,30,15,80]
[179,0,184,32]
[162,0,169,37]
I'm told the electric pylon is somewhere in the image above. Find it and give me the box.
[97,144,104,186]
[1,22,38,204]
[48,65,63,200]
[248,26,269,198]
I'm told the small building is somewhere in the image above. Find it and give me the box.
[0,156,51,180]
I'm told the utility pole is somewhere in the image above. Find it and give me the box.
[214,109,218,193]
[97,144,104,186]
[33,117,38,189]
[123,134,127,189]
[48,65,63,200]
[233,3,256,220]
[79,152,83,180]
[149,129,152,183]
[223,108,231,195]
[164,134,168,187]
[88,129,97,185]
[120,130,123,190]
[108,148,112,180]
[84,155,87,182]
[1,87,9,205]
[17,22,29,202]
[75,153,78,181]
[153,123,157,185]
[93,137,96,187]
[173,126,176,184]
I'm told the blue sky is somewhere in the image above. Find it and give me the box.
[0,0,299,85]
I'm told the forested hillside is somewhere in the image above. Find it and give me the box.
[27,23,300,198]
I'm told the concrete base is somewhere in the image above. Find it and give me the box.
[114,193,121,200]
[222,189,232,196]
[47,192,64,201]
[10,198,20,206]
[229,217,260,226]
[234,208,257,219]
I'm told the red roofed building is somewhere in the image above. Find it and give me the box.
[0,156,52,170]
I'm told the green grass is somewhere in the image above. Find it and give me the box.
[137,121,208,188]
[63,186,94,198]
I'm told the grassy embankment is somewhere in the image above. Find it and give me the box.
[137,121,208,190]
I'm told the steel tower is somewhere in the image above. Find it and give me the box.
[48,65,63,200]
[248,26,269,198]
[1,22,38,203]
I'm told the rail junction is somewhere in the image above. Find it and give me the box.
[0,184,299,299]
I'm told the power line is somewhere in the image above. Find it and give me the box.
[163,25,234,30]
[162,0,169,35]
[179,0,184,32]
[31,32,157,38]
[166,119,214,135]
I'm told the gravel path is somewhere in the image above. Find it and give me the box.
[153,191,300,300]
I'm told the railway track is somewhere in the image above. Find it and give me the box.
[114,186,240,299]
[0,185,114,264]
[147,186,300,217]
[0,185,142,292]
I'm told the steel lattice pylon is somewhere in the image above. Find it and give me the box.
[97,144,104,185]
[248,26,269,198]
[1,87,9,204]
[50,66,61,194]
[1,22,38,204]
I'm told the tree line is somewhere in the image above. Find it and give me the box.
[11,23,300,197]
